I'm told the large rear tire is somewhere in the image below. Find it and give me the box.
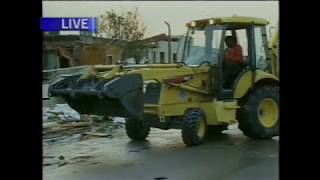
[125,118,150,140]
[181,109,207,146]
[237,85,279,139]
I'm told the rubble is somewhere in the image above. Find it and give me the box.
[111,117,126,129]
[42,102,128,168]
[43,103,80,123]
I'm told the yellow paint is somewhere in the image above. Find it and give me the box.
[127,67,209,82]
[102,66,121,79]
[146,100,238,125]
[143,64,181,68]
[80,66,99,79]
[187,15,269,28]
[233,70,279,99]
[258,98,279,128]
[213,100,239,123]
[93,64,118,71]
[170,83,209,95]
[197,116,206,138]
[159,72,211,105]
[166,72,210,95]
[160,85,209,105]
[184,72,210,88]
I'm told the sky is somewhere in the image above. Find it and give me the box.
[42,1,278,38]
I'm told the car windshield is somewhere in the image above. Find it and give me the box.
[184,25,225,66]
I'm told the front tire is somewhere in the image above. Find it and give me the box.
[181,109,207,146]
[237,85,279,139]
[125,117,150,140]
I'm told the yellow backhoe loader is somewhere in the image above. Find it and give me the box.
[49,16,279,146]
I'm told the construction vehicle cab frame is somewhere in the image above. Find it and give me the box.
[49,16,279,146]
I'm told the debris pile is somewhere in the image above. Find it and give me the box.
[43,104,81,123]
[42,103,128,168]
[42,103,127,141]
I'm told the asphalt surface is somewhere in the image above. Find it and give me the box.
[43,124,278,180]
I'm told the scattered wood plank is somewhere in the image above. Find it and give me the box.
[43,127,73,134]
[43,121,91,130]
[81,132,111,137]
[81,115,93,123]
[43,134,69,141]
[43,122,59,129]
[55,122,91,128]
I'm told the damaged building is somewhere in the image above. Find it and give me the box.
[42,33,124,70]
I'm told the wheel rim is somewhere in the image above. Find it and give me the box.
[197,117,206,138]
[258,98,279,128]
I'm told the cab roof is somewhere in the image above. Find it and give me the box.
[187,15,269,28]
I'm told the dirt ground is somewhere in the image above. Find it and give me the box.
[43,123,278,180]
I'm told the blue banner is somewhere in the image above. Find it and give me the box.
[40,17,98,32]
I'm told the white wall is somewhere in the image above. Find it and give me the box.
[142,36,187,64]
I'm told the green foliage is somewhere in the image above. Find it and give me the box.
[99,8,147,63]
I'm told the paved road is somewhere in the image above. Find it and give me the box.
[43,124,278,180]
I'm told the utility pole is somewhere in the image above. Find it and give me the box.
[164,21,171,63]
[118,16,125,62]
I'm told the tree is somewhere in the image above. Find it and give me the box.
[99,8,147,64]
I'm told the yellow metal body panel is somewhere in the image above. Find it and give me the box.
[88,64,210,82]
[145,100,239,125]
[213,101,239,123]
[135,65,239,125]
[233,70,279,99]
[216,16,269,25]
[126,67,209,82]
[187,15,269,28]
[160,85,210,105]
[170,83,209,95]
[159,72,211,104]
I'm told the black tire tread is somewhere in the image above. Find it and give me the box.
[237,85,279,139]
[181,109,206,146]
[125,118,150,140]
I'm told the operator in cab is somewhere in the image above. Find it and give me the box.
[223,36,245,88]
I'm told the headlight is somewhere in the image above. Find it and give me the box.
[209,19,215,25]
[191,21,196,27]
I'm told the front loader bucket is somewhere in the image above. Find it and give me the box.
[48,74,144,118]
